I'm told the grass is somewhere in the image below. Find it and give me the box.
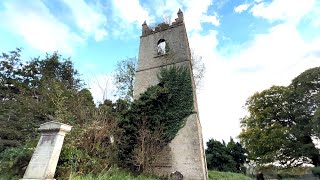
[208,170,253,180]
[0,169,254,180]
[69,168,159,180]
[69,169,253,180]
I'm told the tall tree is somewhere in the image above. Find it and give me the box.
[227,137,247,172]
[206,138,246,173]
[240,67,320,167]
[289,67,320,166]
[0,49,83,152]
[113,57,136,100]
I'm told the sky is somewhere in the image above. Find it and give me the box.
[0,0,320,143]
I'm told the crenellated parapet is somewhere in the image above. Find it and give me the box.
[142,9,184,36]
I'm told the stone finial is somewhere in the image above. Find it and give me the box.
[177,9,184,22]
[21,121,72,180]
[173,9,184,24]
[142,20,147,26]
[142,20,151,36]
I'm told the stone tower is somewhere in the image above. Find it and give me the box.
[133,9,208,180]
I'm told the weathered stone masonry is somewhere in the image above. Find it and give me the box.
[133,9,208,180]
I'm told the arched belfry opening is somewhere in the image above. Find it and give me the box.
[157,39,167,55]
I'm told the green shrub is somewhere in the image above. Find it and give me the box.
[312,166,320,177]
[0,144,34,178]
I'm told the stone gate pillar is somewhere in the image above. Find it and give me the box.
[21,121,72,180]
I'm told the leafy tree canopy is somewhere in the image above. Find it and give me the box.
[0,48,85,152]
[206,138,246,173]
[239,67,320,167]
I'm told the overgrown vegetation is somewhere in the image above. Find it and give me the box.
[69,167,159,180]
[119,66,194,173]
[3,47,320,179]
[0,49,194,178]
[70,170,254,180]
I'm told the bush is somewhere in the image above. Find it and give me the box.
[0,143,34,178]
[312,166,320,177]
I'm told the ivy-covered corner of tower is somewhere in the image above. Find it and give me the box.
[156,66,194,141]
[118,66,194,166]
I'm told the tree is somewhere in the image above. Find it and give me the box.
[191,50,205,90]
[227,138,247,173]
[239,67,320,167]
[289,67,320,166]
[0,49,83,152]
[113,57,136,101]
[239,86,295,165]
[206,138,246,173]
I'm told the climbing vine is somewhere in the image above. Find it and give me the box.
[118,66,194,172]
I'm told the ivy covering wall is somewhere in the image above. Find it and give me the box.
[119,66,194,171]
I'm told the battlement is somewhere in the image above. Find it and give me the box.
[141,9,184,36]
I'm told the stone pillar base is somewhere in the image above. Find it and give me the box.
[21,121,72,180]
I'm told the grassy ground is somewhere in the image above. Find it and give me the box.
[69,168,159,180]
[0,169,254,180]
[208,170,253,180]
[69,169,253,180]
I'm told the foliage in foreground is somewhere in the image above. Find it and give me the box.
[0,49,195,178]
[71,169,253,180]
[0,49,127,178]
[70,167,159,180]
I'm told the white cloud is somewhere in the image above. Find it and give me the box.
[192,21,320,142]
[0,0,83,54]
[234,3,250,13]
[62,0,108,41]
[136,0,219,32]
[183,0,219,31]
[184,0,320,141]
[153,0,183,20]
[112,0,152,25]
[202,13,220,26]
[250,0,315,24]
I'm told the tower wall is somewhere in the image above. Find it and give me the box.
[133,10,208,180]
[134,22,191,99]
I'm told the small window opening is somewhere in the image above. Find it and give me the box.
[157,39,168,55]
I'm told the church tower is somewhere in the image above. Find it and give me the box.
[133,9,208,180]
